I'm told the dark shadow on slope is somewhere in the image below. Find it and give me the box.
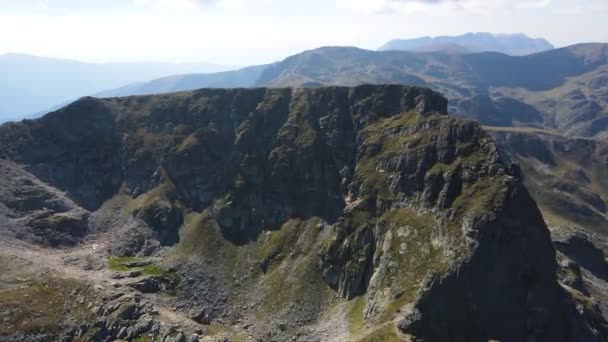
[0,97,122,211]
[555,234,608,281]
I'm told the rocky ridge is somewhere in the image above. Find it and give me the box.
[99,44,608,140]
[0,85,605,341]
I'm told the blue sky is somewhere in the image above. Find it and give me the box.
[0,0,606,66]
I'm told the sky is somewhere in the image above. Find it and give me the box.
[0,0,606,66]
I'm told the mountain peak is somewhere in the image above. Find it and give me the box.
[378,32,554,56]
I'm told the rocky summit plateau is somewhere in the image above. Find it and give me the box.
[0,85,606,341]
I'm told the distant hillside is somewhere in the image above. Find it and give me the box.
[261,43,608,138]
[0,53,235,122]
[96,64,269,98]
[378,32,554,56]
[102,43,608,138]
[488,127,608,233]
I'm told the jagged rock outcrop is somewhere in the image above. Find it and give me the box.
[0,85,605,341]
[548,225,608,338]
[315,95,606,340]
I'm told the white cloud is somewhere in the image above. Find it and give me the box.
[1,0,605,66]
[133,0,201,9]
[36,0,48,10]
[132,0,272,10]
[336,0,553,14]
[515,0,552,9]
[553,1,608,15]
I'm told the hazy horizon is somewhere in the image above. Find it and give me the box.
[0,0,607,66]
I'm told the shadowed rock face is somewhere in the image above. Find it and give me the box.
[0,85,447,244]
[0,98,121,211]
[0,160,89,246]
[0,85,605,341]
[555,235,608,281]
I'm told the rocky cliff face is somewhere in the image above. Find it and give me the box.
[0,85,605,341]
[0,85,445,247]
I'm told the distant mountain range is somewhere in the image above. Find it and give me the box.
[378,32,554,55]
[0,53,235,121]
[98,43,608,139]
[96,64,269,98]
[0,32,557,123]
[2,35,606,139]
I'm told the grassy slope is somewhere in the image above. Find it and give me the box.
[0,254,96,337]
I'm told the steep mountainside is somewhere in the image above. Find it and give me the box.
[488,127,608,327]
[100,43,608,138]
[0,85,605,341]
[0,53,235,122]
[378,32,554,56]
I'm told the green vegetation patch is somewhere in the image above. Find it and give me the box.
[364,111,418,132]
[130,126,175,156]
[347,296,367,333]
[452,176,507,216]
[322,210,371,259]
[258,218,305,262]
[294,117,317,147]
[0,278,93,336]
[355,112,444,197]
[177,132,199,153]
[107,256,138,272]
[375,208,451,320]
[107,257,178,290]
[176,211,240,263]
[256,218,333,319]
[358,324,405,342]
[277,91,319,148]
[133,335,152,342]
[141,264,167,277]
[427,161,461,176]
[125,182,177,215]
[379,209,442,284]
[205,323,247,342]
[335,207,454,334]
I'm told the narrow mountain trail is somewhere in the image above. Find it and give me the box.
[0,236,113,287]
